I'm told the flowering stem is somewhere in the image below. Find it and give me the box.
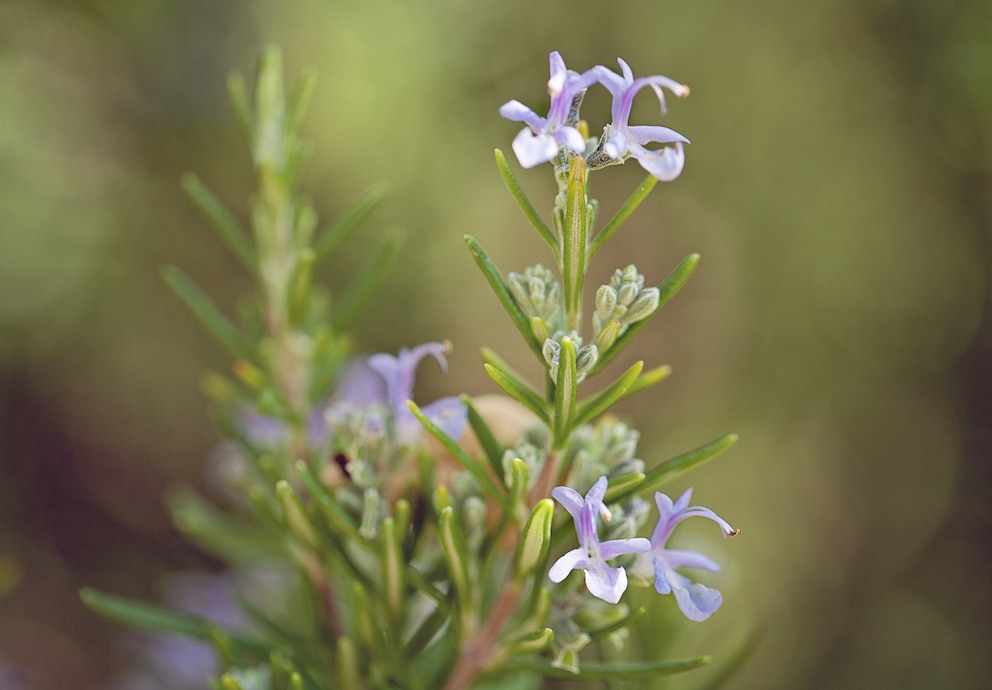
[443,449,561,690]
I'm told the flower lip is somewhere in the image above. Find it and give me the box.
[643,488,737,621]
[549,476,650,604]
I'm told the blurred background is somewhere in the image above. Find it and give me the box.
[1,0,990,687]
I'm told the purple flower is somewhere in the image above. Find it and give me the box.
[593,58,691,181]
[358,341,467,444]
[644,488,738,621]
[549,476,650,604]
[499,51,599,168]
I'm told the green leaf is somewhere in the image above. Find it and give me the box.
[226,71,254,146]
[610,433,738,503]
[162,265,257,363]
[332,233,402,332]
[574,360,644,427]
[167,488,282,563]
[181,173,256,271]
[80,588,269,654]
[561,157,588,332]
[465,235,543,359]
[500,656,710,680]
[407,401,508,507]
[336,636,361,690]
[313,183,387,260]
[494,149,558,262]
[461,395,506,480]
[588,174,658,258]
[589,254,699,376]
[481,351,549,425]
[254,45,286,169]
[381,517,405,622]
[404,601,450,659]
[295,462,369,548]
[602,472,646,504]
[286,66,318,136]
[623,364,672,399]
[286,249,316,327]
[438,507,475,629]
[552,338,577,449]
[514,499,554,582]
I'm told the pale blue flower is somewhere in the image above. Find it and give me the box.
[499,51,598,168]
[644,488,738,621]
[593,58,691,181]
[549,476,650,604]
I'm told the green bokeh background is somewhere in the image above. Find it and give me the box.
[1,0,990,687]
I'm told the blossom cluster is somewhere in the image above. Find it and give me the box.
[550,477,737,620]
[500,51,690,180]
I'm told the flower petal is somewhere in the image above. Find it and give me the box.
[555,126,587,154]
[599,537,651,561]
[511,128,559,168]
[334,358,389,406]
[630,142,685,181]
[585,560,628,604]
[660,549,721,572]
[672,576,723,622]
[551,485,584,520]
[549,548,588,583]
[498,100,544,130]
[586,476,609,505]
[628,125,690,146]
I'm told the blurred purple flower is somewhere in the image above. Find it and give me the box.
[360,341,466,444]
[499,51,598,168]
[593,58,691,181]
[644,488,738,621]
[0,661,27,690]
[112,572,251,690]
[549,476,650,604]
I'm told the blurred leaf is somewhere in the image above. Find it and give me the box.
[167,488,283,562]
[465,235,543,359]
[80,589,268,654]
[494,149,558,262]
[286,66,318,136]
[181,172,257,271]
[313,184,387,260]
[254,45,286,169]
[331,233,402,332]
[227,71,254,146]
[287,249,316,326]
[162,265,257,363]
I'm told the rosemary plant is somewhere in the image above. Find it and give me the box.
[82,46,740,690]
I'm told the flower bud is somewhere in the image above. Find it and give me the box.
[623,287,660,324]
